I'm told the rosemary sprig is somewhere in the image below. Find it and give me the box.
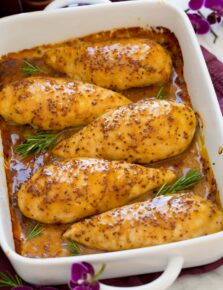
[25,223,44,241]
[67,240,81,256]
[21,60,44,76]
[156,87,167,100]
[16,133,59,157]
[0,272,22,288]
[156,169,203,196]
[93,264,106,281]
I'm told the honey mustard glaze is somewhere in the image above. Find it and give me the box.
[0,27,220,258]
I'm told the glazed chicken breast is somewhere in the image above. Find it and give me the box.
[53,100,196,164]
[45,38,172,90]
[0,76,130,130]
[17,158,175,224]
[64,193,223,251]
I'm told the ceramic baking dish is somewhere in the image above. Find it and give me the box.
[0,1,223,289]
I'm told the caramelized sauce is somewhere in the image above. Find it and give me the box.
[0,27,219,258]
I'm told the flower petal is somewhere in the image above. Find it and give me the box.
[72,286,94,290]
[69,280,78,290]
[91,281,100,290]
[71,262,94,283]
[82,263,95,276]
[189,0,204,10]
[187,13,210,34]
[73,282,99,290]
[69,282,99,290]
[205,0,223,15]
[207,11,222,23]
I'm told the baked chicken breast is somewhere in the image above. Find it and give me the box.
[53,100,196,163]
[45,38,172,90]
[17,158,175,224]
[64,193,223,251]
[0,76,130,130]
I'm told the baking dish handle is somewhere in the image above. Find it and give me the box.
[99,256,184,290]
[44,0,111,11]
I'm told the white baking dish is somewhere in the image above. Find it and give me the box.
[0,1,223,289]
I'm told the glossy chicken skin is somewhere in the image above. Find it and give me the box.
[0,76,130,130]
[45,38,172,90]
[64,193,223,251]
[17,158,175,224]
[53,100,196,164]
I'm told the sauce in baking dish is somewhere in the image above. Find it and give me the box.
[0,27,220,258]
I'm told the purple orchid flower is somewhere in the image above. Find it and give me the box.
[7,262,104,290]
[186,0,223,42]
[189,0,205,10]
[69,262,105,290]
[189,0,223,12]
[206,0,223,14]
[207,10,222,23]
[187,13,210,33]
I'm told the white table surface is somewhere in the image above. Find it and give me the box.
[169,266,223,290]
[168,1,223,289]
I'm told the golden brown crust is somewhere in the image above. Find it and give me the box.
[64,193,223,251]
[0,76,130,130]
[53,100,196,163]
[17,158,175,224]
[45,38,172,90]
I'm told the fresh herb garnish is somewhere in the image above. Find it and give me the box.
[25,223,44,241]
[16,133,59,157]
[156,87,167,100]
[0,272,22,288]
[67,240,81,256]
[21,60,44,76]
[92,264,106,281]
[156,169,203,196]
